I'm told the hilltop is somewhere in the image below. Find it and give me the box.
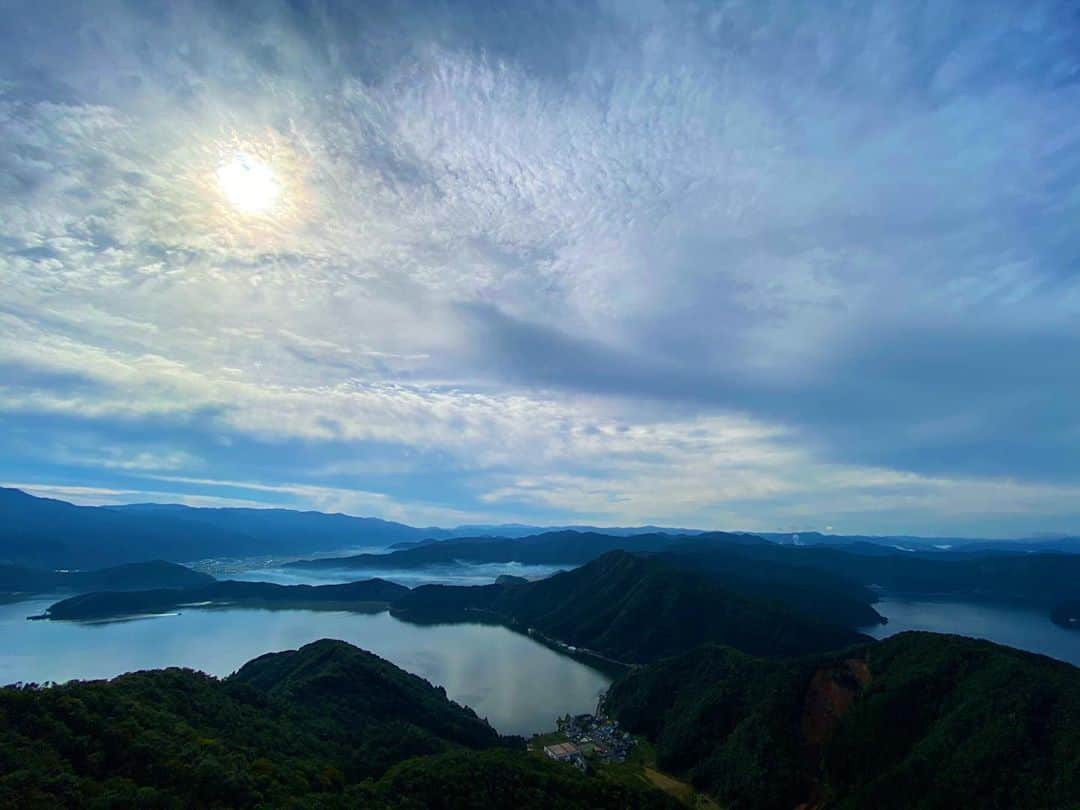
[605,632,1080,810]
[0,639,677,808]
[0,560,213,601]
[40,578,409,620]
[393,551,869,663]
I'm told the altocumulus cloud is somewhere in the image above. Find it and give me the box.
[1,0,1079,535]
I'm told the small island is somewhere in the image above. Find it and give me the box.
[33,579,409,621]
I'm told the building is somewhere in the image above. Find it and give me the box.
[543,742,580,762]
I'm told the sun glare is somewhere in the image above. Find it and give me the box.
[217,152,280,215]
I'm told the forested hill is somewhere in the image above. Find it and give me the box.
[667,540,1080,609]
[231,640,502,754]
[605,631,1080,810]
[38,554,868,664]
[41,578,409,620]
[0,560,213,600]
[0,639,676,809]
[652,545,883,628]
[393,551,869,663]
[290,527,1080,626]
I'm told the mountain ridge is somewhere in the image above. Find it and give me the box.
[393,550,870,664]
[40,578,409,620]
[7,488,1078,572]
[605,631,1080,810]
[0,559,213,599]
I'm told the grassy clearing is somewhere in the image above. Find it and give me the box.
[642,767,723,809]
[593,737,723,809]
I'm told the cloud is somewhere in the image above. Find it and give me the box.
[1,0,1079,534]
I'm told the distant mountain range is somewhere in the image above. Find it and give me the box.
[284,530,1080,628]
[762,531,1080,554]
[3,486,1079,572]
[0,487,446,569]
[21,521,1080,640]
[443,522,710,539]
[286,530,767,570]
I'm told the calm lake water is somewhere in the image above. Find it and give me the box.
[0,598,610,736]
[5,584,1075,738]
[868,596,1080,667]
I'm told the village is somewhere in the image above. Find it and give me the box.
[530,699,636,772]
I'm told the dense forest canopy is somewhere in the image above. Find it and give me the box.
[0,639,676,809]
[0,560,213,600]
[40,579,408,620]
[393,550,870,662]
[605,632,1080,810]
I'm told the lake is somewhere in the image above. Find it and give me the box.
[868,596,1080,667]
[0,597,611,736]
[5,586,1075,739]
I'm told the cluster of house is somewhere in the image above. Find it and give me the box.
[541,711,635,770]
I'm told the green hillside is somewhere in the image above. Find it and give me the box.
[395,551,869,663]
[0,561,214,601]
[605,632,1080,810]
[682,542,1080,611]
[655,545,883,628]
[0,639,676,809]
[40,579,409,620]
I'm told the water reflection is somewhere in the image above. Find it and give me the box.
[0,598,610,736]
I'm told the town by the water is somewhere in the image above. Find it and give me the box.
[530,695,635,771]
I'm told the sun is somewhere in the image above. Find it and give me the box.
[216,152,280,215]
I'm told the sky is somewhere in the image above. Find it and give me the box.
[1,0,1079,536]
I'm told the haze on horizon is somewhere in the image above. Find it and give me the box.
[1,1,1079,538]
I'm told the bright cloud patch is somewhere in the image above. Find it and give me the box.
[217,153,280,215]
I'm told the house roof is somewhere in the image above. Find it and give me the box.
[544,742,579,758]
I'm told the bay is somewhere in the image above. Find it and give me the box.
[0,597,611,736]
[867,596,1079,666]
